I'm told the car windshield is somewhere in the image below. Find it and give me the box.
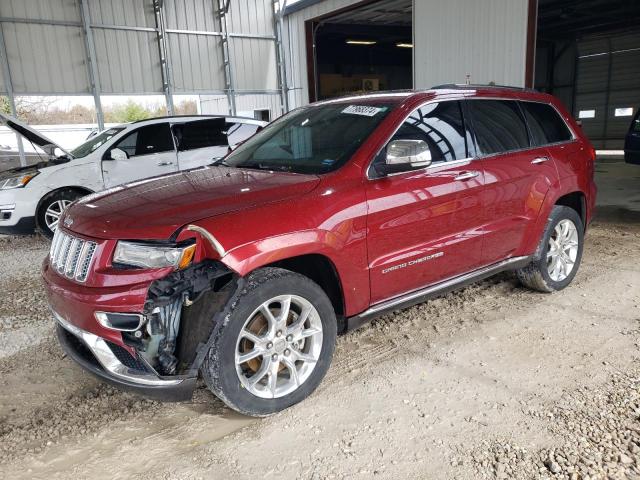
[221,102,394,174]
[70,127,125,159]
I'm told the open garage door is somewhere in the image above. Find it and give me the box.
[306,0,412,102]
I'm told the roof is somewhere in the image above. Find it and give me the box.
[130,115,265,125]
[310,85,553,107]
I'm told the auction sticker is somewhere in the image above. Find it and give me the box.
[342,105,382,116]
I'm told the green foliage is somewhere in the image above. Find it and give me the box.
[106,100,152,123]
[0,96,10,115]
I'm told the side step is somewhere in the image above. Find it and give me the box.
[346,255,532,332]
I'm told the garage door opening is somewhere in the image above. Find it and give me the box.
[305,0,412,102]
[535,0,640,149]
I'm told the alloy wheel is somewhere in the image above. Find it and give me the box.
[44,199,72,232]
[547,219,579,282]
[235,294,323,399]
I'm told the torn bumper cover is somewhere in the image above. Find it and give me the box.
[54,309,197,402]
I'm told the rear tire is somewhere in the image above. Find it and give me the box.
[517,205,584,293]
[201,267,337,417]
[36,189,85,239]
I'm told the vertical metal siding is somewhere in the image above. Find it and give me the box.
[230,37,279,91]
[0,0,81,22]
[164,0,220,31]
[2,22,90,93]
[92,28,162,93]
[0,0,283,116]
[167,34,226,92]
[228,0,274,37]
[87,0,155,28]
[200,93,282,117]
[414,0,528,88]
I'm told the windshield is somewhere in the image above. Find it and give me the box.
[221,102,394,174]
[70,127,125,159]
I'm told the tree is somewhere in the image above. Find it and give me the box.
[106,100,152,123]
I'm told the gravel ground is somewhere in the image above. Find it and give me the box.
[0,222,639,479]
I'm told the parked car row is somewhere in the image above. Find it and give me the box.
[42,86,596,416]
[0,114,265,237]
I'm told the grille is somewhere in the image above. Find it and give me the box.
[49,229,97,282]
[106,341,149,372]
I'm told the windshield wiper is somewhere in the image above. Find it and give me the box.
[239,163,292,173]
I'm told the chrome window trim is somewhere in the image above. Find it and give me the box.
[366,95,578,180]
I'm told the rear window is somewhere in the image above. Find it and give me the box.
[467,100,529,155]
[520,101,573,146]
[176,118,228,151]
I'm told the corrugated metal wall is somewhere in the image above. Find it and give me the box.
[200,93,282,117]
[283,0,529,109]
[414,0,528,88]
[575,33,640,149]
[0,0,284,117]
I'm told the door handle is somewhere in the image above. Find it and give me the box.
[454,171,480,181]
[157,161,174,166]
[531,157,549,164]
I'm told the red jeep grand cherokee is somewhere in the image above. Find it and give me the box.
[43,86,597,416]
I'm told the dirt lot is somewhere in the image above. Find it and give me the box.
[1,162,640,480]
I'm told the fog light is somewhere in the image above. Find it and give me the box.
[95,312,145,332]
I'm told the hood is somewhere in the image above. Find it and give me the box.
[63,166,321,240]
[0,112,71,158]
[0,164,39,181]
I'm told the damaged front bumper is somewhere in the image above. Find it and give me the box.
[54,309,197,402]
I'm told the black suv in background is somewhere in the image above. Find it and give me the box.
[624,109,640,165]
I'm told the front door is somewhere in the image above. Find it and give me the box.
[366,101,485,304]
[102,123,177,187]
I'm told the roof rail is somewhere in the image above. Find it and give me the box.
[431,83,538,93]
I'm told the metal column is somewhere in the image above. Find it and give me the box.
[0,23,25,166]
[154,0,174,115]
[273,0,289,114]
[79,0,104,130]
[218,0,236,116]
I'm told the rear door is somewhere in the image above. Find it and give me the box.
[366,100,485,304]
[102,123,177,187]
[466,99,560,264]
[174,118,229,170]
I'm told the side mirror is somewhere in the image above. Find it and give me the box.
[109,148,128,161]
[377,139,432,176]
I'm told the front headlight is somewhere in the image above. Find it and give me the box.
[0,172,39,190]
[113,241,196,270]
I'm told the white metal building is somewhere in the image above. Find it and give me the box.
[0,0,638,152]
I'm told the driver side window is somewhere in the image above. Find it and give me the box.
[388,101,469,165]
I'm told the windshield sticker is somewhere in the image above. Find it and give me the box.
[341,105,383,117]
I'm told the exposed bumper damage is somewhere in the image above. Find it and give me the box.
[55,259,244,402]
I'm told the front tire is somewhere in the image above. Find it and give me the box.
[36,189,84,239]
[201,268,337,416]
[517,205,584,293]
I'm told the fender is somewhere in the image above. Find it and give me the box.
[177,226,371,317]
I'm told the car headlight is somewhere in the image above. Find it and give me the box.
[0,172,38,190]
[113,241,196,270]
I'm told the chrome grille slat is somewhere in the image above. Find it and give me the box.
[48,230,97,283]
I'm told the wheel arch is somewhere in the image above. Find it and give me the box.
[35,186,94,232]
[261,253,345,320]
[554,191,586,231]
[36,186,94,213]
